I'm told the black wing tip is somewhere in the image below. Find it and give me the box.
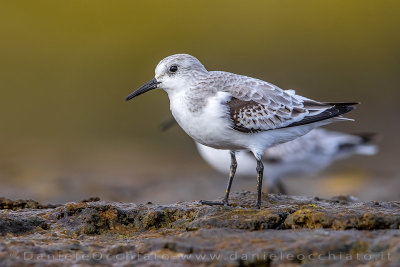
[337,132,378,152]
[334,104,355,116]
[285,102,357,128]
[352,132,379,144]
[327,102,360,114]
[325,102,360,107]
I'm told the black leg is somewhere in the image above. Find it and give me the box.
[224,151,237,203]
[200,151,237,206]
[275,179,287,195]
[256,159,264,209]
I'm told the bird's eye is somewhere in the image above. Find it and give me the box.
[169,65,178,73]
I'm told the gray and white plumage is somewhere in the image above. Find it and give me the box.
[195,129,378,193]
[207,71,353,133]
[126,54,357,207]
[137,54,356,156]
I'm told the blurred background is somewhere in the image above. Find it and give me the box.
[0,0,399,204]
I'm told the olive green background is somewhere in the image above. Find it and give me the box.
[0,1,399,203]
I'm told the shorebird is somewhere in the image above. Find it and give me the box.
[126,54,357,208]
[195,129,377,194]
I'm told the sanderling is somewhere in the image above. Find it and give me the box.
[195,129,377,194]
[126,54,357,208]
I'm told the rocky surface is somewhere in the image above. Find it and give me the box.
[1,192,399,266]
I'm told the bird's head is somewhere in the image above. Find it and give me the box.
[126,54,208,101]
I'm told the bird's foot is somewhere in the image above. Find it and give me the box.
[199,199,229,207]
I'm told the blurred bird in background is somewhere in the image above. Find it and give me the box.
[195,129,378,194]
[161,117,378,195]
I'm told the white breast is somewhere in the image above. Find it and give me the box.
[169,91,242,149]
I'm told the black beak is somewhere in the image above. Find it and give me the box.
[125,78,160,101]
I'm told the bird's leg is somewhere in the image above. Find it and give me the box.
[267,179,287,195]
[200,151,237,206]
[275,179,287,195]
[256,159,264,209]
[223,151,237,204]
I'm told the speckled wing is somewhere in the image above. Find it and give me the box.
[210,71,356,133]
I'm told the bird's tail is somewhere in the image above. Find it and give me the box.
[353,132,378,144]
[338,132,379,156]
[322,102,359,122]
[287,102,358,128]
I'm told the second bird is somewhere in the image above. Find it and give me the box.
[196,129,377,195]
[126,54,357,208]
